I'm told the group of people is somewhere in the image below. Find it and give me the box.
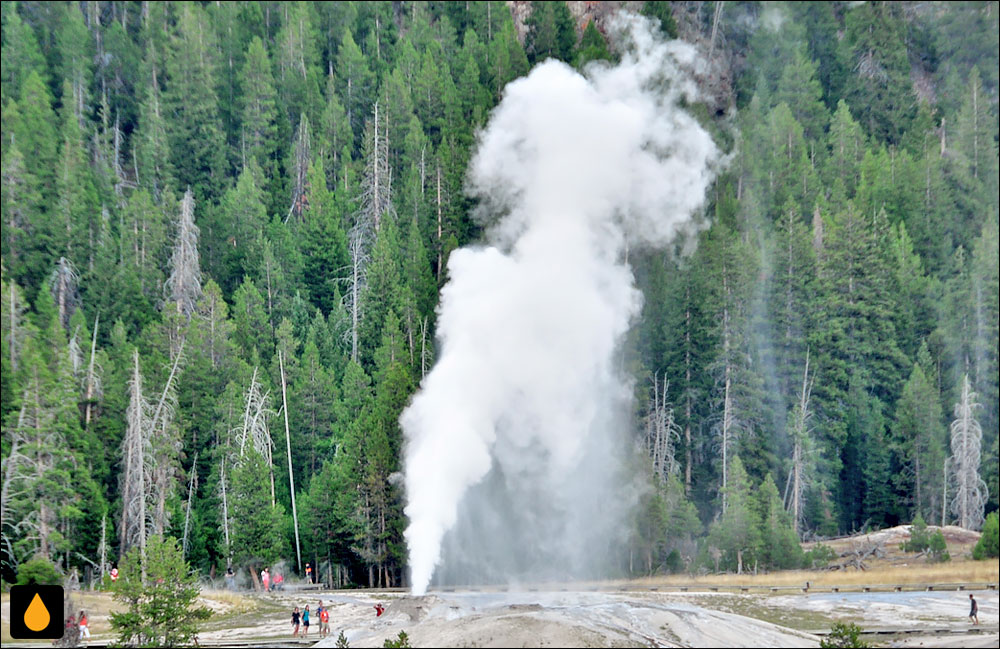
[259,567,285,592]
[290,600,331,637]
[221,562,318,592]
[60,610,90,644]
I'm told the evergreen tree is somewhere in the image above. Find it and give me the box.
[707,456,760,573]
[238,37,280,172]
[1,6,48,102]
[575,21,613,69]
[525,1,576,65]
[891,362,946,523]
[756,474,804,570]
[641,1,678,39]
[110,534,212,648]
[840,2,917,145]
[228,448,287,583]
[163,4,228,201]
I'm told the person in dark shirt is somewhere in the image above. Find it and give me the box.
[291,607,301,636]
[969,594,979,625]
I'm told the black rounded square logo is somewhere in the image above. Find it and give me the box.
[9,584,64,639]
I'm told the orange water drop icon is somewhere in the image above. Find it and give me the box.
[24,592,51,631]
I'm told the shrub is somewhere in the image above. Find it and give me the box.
[336,630,351,648]
[927,530,950,562]
[109,535,212,647]
[15,556,63,586]
[804,543,837,569]
[819,621,871,648]
[902,514,931,553]
[972,512,999,560]
[664,549,682,574]
[383,631,411,648]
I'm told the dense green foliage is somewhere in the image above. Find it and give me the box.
[973,512,999,560]
[14,555,62,585]
[820,621,871,649]
[109,534,212,648]
[1,1,997,588]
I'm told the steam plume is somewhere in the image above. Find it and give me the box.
[402,14,718,595]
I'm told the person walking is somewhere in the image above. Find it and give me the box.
[320,605,330,637]
[225,566,236,590]
[291,607,301,637]
[969,593,980,625]
[261,567,270,593]
[78,610,91,639]
[305,562,313,583]
[302,605,311,636]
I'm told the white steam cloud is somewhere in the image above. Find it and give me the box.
[402,14,718,595]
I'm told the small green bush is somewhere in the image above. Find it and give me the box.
[336,630,351,648]
[804,543,837,569]
[383,631,411,648]
[972,511,999,560]
[16,556,63,586]
[902,514,931,553]
[927,530,950,562]
[664,549,682,574]
[819,621,871,648]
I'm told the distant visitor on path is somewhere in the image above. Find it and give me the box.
[320,604,330,637]
[969,594,979,625]
[225,565,236,590]
[78,610,90,639]
[375,603,385,617]
[291,607,301,636]
[305,562,313,583]
[302,605,311,635]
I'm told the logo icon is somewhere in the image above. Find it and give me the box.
[10,584,64,639]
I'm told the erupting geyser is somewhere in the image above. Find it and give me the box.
[401,14,719,595]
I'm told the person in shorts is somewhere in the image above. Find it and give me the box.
[302,605,310,635]
[291,606,300,636]
[969,594,980,625]
[319,604,330,637]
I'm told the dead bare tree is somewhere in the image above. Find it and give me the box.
[238,367,276,504]
[165,189,202,318]
[119,349,152,559]
[219,456,231,565]
[344,231,370,363]
[49,257,80,329]
[181,453,197,558]
[0,434,30,568]
[279,351,302,573]
[784,350,813,537]
[358,101,394,233]
[83,314,103,425]
[419,315,433,380]
[948,374,988,530]
[4,279,28,373]
[340,101,396,362]
[68,324,84,378]
[286,116,311,223]
[646,374,681,483]
[718,266,735,512]
[119,342,184,559]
